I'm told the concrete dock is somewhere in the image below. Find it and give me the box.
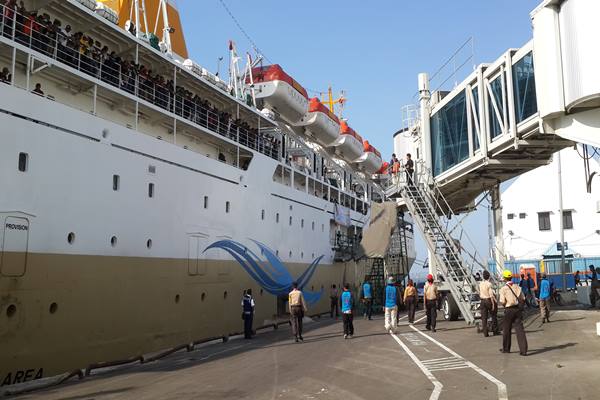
[10,306,600,400]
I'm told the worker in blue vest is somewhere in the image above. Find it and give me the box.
[384,277,399,333]
[340,283,355,339]
[538,274,551,323]
[241,289,255,339]
[361,278,373,320]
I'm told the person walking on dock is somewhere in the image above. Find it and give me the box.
[330,284,339,319]
[588,265,599,308]
[538,274,551,323]
[499,269,528,356]
[361,279,373,320]
[340,283,354,339]
[424,274,439,332]
[404,279,418,324]
[241,289,255,339]
[479,271,499,337]
[289,282,307,342]
[384,277,399,333]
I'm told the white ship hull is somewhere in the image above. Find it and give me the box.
[0,84,372,383]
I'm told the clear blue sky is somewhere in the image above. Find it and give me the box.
[178,0,541,277]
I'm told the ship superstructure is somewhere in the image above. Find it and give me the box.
[0,0,411,386]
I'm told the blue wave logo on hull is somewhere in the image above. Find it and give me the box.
[204,239,324,305]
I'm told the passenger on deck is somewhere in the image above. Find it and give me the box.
[361,279,373,320]
[424,274,439,332]
[32,82,44,96]
[0,67,11,83]
[499,269,528,356]
[405,153,414,185]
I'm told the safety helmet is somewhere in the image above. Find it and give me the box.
[426,274,433,281]
[502,269,513,279]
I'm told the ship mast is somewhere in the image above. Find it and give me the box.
[320,86,346,117]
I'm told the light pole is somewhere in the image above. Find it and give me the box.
[558,151,567,291]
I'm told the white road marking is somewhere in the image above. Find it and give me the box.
[390,333,443,400]
[408,325,509,400]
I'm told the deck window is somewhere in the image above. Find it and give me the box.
[562,210,573,230]
[431,91,469,176]
[513,52,538,123]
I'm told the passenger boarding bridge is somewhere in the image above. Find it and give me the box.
[387,0,600,324]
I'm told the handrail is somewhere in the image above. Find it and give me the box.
[0,4,279,160]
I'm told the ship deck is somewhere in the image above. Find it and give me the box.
[9,306,600,400]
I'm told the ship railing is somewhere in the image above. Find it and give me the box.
[0,4,279,161]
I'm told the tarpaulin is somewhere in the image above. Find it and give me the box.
[359,202,397,258]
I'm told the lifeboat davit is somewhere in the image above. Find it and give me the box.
[250,65,309,124]
[355,140,384,174]
[296,98,340,146]
[331,121,364,162]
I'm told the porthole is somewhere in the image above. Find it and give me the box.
[112,175,120,191]
[276,213,280,223]
[146,239,153,249]
[49,302,58,314]
[261,210,265,220]
[225,201,230,213]
[148,165,156,174]
[6,304,16,318]
[67,232,75,244]
[289,216,292,226]
[148,183,155,198]
[223,291,228,299]
[18,152,28,172]
[204,196,208,209]
[175,294,180,304]
[110,236,117,247]
[201,292,206,301]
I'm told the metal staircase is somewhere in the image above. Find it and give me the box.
[385,166,494,325]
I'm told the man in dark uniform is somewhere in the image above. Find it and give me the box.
[405,153,414,185]
[499,270,528,356]
[588,265,599,308]
[241,289,255,339]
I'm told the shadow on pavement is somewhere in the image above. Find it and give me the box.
[527,342,578,356]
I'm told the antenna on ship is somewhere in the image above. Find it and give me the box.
[228,40,262,108]
[153,0,174,54]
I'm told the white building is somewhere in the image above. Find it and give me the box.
[502,147,600,260]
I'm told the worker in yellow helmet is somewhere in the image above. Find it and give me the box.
[498,269,528,356]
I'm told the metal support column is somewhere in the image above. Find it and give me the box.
[490,185,505,274]
[418,73,432,171]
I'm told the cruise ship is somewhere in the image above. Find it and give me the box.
[0,0,413,387]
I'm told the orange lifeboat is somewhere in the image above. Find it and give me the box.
[296,98,340,146]
[330,121,364,162]
[355,140,384,174]
[250,65,309,124]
